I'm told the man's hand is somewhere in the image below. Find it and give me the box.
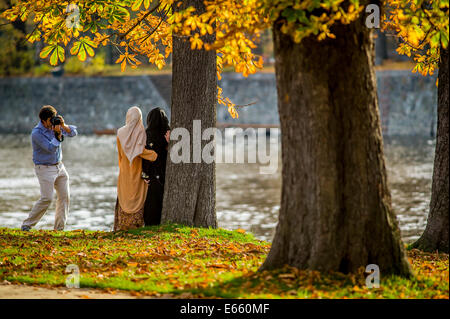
[53,125,61,134]
[53,124,63,142]
[58,116,72,134]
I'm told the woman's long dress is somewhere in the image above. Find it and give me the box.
[142,135,168,225]
[114,137,157,231]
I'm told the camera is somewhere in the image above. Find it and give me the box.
[50,115,62,126]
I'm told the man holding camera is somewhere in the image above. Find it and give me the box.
[21,105,78,231]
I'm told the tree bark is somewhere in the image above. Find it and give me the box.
[260,13,413,276]
[160,0,217,228]
[411,47,449,253]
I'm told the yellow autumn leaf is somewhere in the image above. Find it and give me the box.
[190,34,203,50]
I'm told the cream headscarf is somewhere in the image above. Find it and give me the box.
[117,106,146,166]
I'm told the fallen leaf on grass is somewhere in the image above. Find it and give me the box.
[209,263,230,269]
[279,273,296,279]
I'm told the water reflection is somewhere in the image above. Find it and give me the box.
[0,134,433,243]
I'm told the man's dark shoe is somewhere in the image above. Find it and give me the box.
[21,225,31,231]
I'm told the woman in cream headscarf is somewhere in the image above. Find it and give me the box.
[114,106,158,231]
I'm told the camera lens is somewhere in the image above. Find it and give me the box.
[51,116,61,125]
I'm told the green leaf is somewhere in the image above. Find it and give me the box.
[430,32,440,47]
[58,46,65,63]
[83,38,97,48]
[78,47,87,62]
[132,0,143,11]
[49,45,64,66]
[85,45,95,57]
[70,41,81,56]
[281,8,297,23]
[28,29,41,43]
[70,38,97,61]
[111,6,130,23]
[39,45,55,59]
[441,31,448,49]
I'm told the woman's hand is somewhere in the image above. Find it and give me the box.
[165,130,171,143]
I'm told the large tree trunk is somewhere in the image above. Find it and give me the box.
[411,48,449,253]
[260,13,413,276]
[161,0,217,227]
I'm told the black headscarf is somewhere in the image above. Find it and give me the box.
[146,107,170,149]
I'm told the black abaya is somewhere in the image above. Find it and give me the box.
[142,108,170,226]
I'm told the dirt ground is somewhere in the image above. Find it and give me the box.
[0,282,155,299]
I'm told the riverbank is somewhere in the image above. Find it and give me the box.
[0,69,437,136]
[0,61,415,78]
[0,224,448,299]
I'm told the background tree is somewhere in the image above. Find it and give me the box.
[177,0,413,275]
[160,0,217,227]
[0,0,35,75]
[259,0,412,276]
[384,0,449,253]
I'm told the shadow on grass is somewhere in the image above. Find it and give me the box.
[0,223,264,245]
[126,223,265,244]
[162,268,367,299]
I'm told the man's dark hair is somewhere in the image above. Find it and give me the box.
[39,105,57,122]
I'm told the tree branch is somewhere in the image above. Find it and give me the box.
[0,21,13,27]
[137,5,168,44]
[21,14,45,45]
[119,3,161,40]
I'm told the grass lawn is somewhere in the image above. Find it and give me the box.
[0,224,448,299]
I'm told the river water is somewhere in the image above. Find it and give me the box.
[0,133,434,243]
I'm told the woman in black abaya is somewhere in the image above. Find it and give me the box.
[142,107,170,225]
